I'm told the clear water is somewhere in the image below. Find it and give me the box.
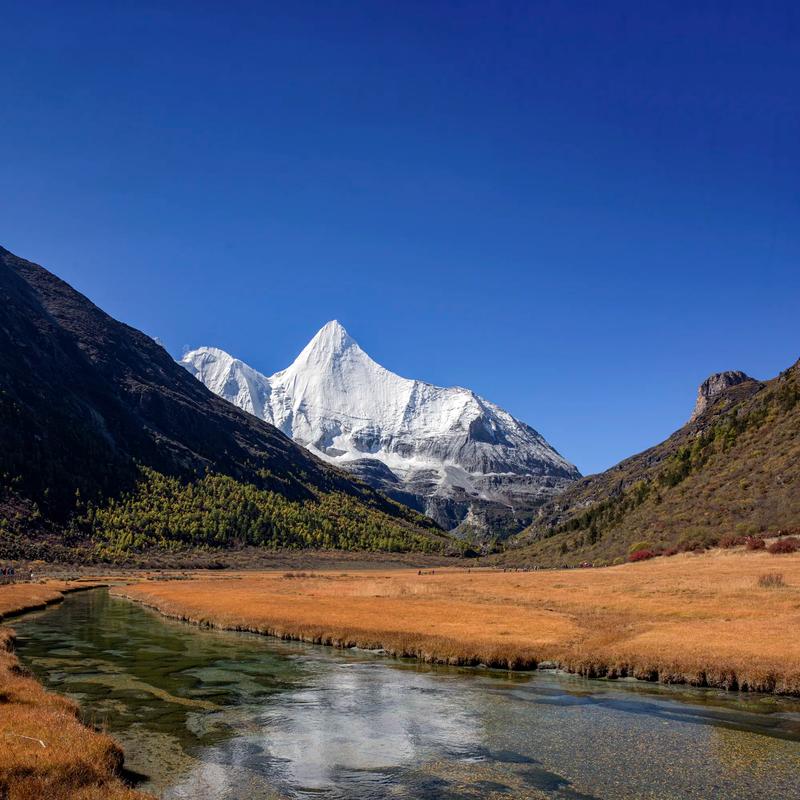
[12,589,800,799]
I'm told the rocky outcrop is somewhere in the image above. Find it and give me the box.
[690,370,756,421]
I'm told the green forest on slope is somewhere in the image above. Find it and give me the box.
[86,467,450,558]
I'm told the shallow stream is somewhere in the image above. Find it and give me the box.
[13,589,800,799]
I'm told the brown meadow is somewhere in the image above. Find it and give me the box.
[115,549,800,695]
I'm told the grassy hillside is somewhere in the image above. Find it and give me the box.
[0,246,450,560]
[506,360,800,566]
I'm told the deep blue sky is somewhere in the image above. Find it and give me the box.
[2,1,798,475]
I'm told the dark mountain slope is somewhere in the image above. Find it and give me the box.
[505,362,799,566]
[0,246,447,558]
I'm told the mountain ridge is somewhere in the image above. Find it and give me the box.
[0,246,448,560]
[503,360,799,565]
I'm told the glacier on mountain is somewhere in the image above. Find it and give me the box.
[181,321,580,537]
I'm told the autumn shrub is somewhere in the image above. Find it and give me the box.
[677,528,717,552]
[719,534,747,549]
[662,547,679,557]
[757,573,786,588]
[735,522,760,537]
[746,536,766,551]
[767,537,800,555]
[629,549,658,563]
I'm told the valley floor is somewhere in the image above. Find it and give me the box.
[0,583,152,800]
[114,549,800,696]
[3,549,799,798]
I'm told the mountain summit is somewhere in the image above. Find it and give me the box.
[182,322,580,537]
[298,319,357,360]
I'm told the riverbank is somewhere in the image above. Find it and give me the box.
[2,547,457,578]
[0,582,151,800]
[113,549,800,695]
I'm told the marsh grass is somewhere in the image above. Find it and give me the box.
[114,549,800,696]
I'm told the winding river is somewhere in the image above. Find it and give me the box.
[12,589,800,799]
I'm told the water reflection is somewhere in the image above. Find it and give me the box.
[258,664,481,789]
[13,590,800,800]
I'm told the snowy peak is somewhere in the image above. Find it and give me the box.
[182,346,272,421]
[181,323,580,536]
[292,320,359,367]
[279,320,387,383]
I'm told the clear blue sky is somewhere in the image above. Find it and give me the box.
[1,1,798,475]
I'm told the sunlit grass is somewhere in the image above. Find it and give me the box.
[116,549,800,695]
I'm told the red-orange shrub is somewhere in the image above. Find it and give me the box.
[746,536,766,551]
[629,549,658,562]
[719,535,747,549]
[767,537,800,555]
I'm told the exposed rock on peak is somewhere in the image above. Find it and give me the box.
[690,370,756,421]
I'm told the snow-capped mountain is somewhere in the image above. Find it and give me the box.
[181,321,580,537]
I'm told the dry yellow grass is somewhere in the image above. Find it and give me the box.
[0,583,152,800]
[115,550,800,695]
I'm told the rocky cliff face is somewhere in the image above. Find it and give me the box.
[182,322,580,539]
[690,370,756,421]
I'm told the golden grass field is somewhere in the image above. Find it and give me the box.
[115,549,800,695]
[0,583,151,800]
